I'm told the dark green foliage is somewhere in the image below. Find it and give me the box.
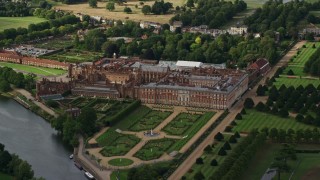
[210,159,218,166]
[244,98,254,109]
[235,113,242,120]
[241,108,246,115]
[142,5,151,15]
[229,135,237,144]
[151,0,172,15]
[214,132,224,141]
[287,69,294,75]
[196,157,204,164]
[255,102,265,112]
[45,100,59,108]
[218,147,227,156]
[204,145,212,153]
[171,0,246,28]
[256,84,266,96]
[194,171,205,180]
[295,114,304,122]
[124,7,132,13]
[304,47,320,76]
[224,125,233,132]
[223,142,231,150]
[279,108,289,118]
[0,67,35,91]
[0,1,31,17]
[0,143,35,179]
[234,131,241,138]
[89,0,97,8]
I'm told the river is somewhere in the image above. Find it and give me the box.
[0,96,86,180]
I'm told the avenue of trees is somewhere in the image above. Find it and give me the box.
[263,127,320,143]
[304,46,320,76]
[51,107,98,146]
[171,0,247,28]
[0,143,38,180]
[211,132,266,180]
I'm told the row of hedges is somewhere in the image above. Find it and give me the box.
[105,100,141,126]
[163,110,229,178]
[211,132,266,179]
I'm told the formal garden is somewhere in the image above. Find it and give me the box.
[42,49,103,63]
[134,138,177,161]
[162,113,202,135]
[97,129,140,157]
[32,37,74,50]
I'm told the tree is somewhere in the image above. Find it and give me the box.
[244,98,254,109]
[256,84,266,96]
[89,0,97,8]
[0,150,12,171]
[124,7,132,13]
[0,80,11,92]
[287,69,294,75]
[229,135,237,143]
[241,108,246,114]
[210,159,218,166]
[194,171,205,180]
[218,147,227,156]
[214,132,224,141]
[106,2,115,11]
[204,145,212,153]
[142,5,151,15]
[223,142,231,150]
[269,128,279,141]
[196,157,204,164]
[234,131,240,138]
[186,0,194,7]
[77,107,97,136]
[16,161,34,180]
[279,108,289,118]
[256,102,265,111]
[46,100,59,108]
[235,113,242,120]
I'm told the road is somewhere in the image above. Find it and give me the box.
[76,137,111,180]
[14,88,58,118]
[168,41,306,180]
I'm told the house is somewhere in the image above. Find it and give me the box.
[170,21,183,32]
[247,58,271,82]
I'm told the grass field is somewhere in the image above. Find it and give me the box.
[0,17,46,32]
[274,77,320,88]
[0,62,66,76]
[242,143,320,180]
[108,158,133,166]
[232,110,314,133]
[283,42,320,76]
[0,172,13,180]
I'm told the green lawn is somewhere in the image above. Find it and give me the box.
[0,172,13,180]
[108,158,133,167]
[0,16,46,31]
[162,113,202,136]
[232,110,314,133]
[274,77,320,88]
[110,170,129,180]
[283,42,320,77]
[0,62,66,76]
[241,143,320,180]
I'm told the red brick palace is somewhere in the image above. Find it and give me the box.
[68,59,248,110]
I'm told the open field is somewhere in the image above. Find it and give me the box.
[0,173,13,180]
[0,17,46,31]
[232,110,314,133]
[42,49,103,63]
[108,158,134,166]
[241,143,320,180]
[274,77,320,88]
[0,62,66,76]
[55,1,182,24]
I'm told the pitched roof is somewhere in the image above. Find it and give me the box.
[176,61,202,67]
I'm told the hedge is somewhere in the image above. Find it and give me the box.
[106,100,141,126]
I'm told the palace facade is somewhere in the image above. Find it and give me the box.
[66,59,248,110]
